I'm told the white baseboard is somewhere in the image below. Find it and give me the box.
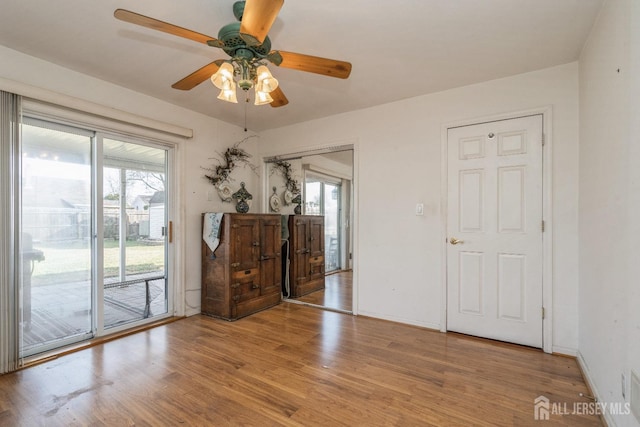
[356,310,441,331]
[552,345,577,357]
[576,351,616,427]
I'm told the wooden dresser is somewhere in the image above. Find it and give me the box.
[201,213,282,320]
[288,215,325,297]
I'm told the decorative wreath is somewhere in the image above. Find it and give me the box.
[271,160,301,195]
[203,136,258,187]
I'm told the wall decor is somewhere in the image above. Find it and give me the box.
[269,187,281,212]
[217,183,233,202]
[203,136,258,202]
[292,194,302,215]
[232,182,252,213]
[271,160,301,197]
[283,189,294,206]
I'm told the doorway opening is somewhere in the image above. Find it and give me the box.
[19,117,173,357]
[444,112,549,350]
[265,148,354,314]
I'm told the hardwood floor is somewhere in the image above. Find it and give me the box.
[0,304,600,426]
[293,270,352,312]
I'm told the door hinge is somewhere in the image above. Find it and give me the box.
[542,307,546,319]
[541,220,545,232]
[542,133,545,146]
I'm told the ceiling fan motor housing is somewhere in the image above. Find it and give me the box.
[218,22,271,58]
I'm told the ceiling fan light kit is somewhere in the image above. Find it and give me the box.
[210,56,280,106]
[114,0,352,109]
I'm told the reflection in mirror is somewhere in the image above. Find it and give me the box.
[266,149,353,313]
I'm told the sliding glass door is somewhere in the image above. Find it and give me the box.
[21,119,94,354]
[102,138,168,329]
[304,175,341,273]
[323,183,341,272]
[20,119,172,356]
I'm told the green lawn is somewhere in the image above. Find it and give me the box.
[29,240,164,286]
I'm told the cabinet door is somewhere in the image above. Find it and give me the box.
[290,217,309,287]
[229,216,260,271]
[308,217,324,257]
[308,216,325,281]
[259,216,282,295]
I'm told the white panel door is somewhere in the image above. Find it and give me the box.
[447,115,543,348]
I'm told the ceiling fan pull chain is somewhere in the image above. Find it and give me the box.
[244,95,249,132]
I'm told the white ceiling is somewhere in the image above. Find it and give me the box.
[0,0,602,131]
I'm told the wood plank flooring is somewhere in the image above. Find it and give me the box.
[0,303,601,426]
[293,270,353,312]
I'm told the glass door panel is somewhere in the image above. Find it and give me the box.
[324,183,341,272]
[304,181,321,215]
[20,119,94,356]
[102,138,168,329]
[304,177,341,273]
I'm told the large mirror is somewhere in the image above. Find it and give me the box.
[265,148,354,313]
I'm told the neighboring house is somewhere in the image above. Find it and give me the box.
[132,195,152,212]
[148,191,165,240]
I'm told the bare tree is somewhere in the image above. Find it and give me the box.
[127,171,165,193]
[104,167,121,200]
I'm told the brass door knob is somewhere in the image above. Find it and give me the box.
[449,237,465,245]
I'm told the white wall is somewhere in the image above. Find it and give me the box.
[0,45,259,318]
[0,44,586,356]
[578,0,640,425]
[259,63,580,352]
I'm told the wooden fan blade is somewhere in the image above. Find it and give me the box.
[172,60,225,90]
[114,9,220,47]
[276,51,352,79]
[239,0,284,46]
[269,86,288,108]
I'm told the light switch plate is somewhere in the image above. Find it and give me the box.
[415,203,424,216]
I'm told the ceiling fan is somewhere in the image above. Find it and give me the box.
[114,0,352,108]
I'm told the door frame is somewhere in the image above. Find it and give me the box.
[439,106,553,353]
[19,100,182,349]
[259,138,359,315]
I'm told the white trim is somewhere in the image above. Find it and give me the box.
[0,77,193,139]
[262,142,355,162]
[541,107,554,355]
[303,164,352,182]
[552,345,577,357]
[440,106,553,353]
[168,143,182,317]
[577,351,615,426]
[351,140,360,315]
[357,310,441,331]
[94,134,105,338]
